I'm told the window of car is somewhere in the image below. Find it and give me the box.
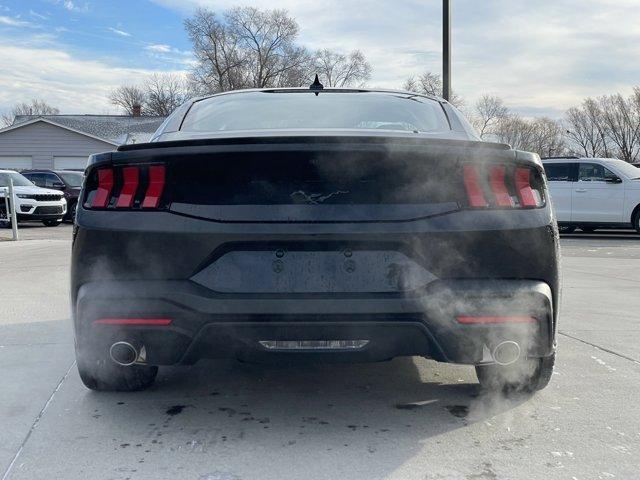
[544,163,574,181]
[41,172,63,188]
[578,163,619,182]
[56,171,84,187]
[181,91,451,134]
[23,172,45,187]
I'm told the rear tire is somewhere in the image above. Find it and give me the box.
[76,345,157,392]
[43,219,61,227]
[475,354,555,394]
[634,211,640,234]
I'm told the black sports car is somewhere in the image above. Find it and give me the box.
[71,85,559,392]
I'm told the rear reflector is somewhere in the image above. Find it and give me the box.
[463,165,488,208]
[488,165,514,207]
[91,168,114,208]
[93,318,173,326]
[457,316,536,324]
[115,166,139,208]
[259,340,370,350]
[142,165,166,209]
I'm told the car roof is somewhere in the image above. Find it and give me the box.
[191,87,445,105]
[542,157,622,163]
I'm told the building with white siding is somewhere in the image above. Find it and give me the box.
[0,114,166,170]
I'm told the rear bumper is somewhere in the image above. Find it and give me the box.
[75,278,555,366]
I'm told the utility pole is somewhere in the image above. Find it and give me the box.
[443,0,451,101]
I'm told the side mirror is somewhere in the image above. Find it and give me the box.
[606,177,622,184]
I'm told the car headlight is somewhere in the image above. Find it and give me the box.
[16,194,32,199]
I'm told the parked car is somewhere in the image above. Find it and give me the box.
[542,157,640,233]
[71,86,559,393]
[0,170,67,226]
[22,169,83,222]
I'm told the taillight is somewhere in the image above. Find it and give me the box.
[142,165,166,209]
[463,165,488,208]
[463,163,544,209]
[85,164,167,210]
[91,168,114,208]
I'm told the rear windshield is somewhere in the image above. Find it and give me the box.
[181,91,450,133]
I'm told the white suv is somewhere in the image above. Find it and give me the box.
[0,170,67,227]
[542,157,640,233]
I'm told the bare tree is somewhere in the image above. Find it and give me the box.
[144,73,189,116]
[493,114,566,157]
[313,49,371,87]
[185,7,315,93]
[402,72,464,107]
[1,99,59,126]
[565,100,609,158]
[472,95,509,138]
[598,92,640,162]
[108,85,146,115]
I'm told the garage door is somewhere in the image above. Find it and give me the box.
[53,156,88,170]
[0,156,32,169]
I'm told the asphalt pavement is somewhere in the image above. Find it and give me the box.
[1,224,638,480]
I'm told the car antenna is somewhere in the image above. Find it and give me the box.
[309,74,324,95]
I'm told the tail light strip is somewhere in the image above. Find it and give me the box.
[115,166,139,208]
[92,168,114,208]
[93,318,173,326]
[463,165,489,208]
[463,164,543,209]
[89,165,166,209]
[142,165,166,209]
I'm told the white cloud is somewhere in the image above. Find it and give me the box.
[108,27,131,37]
[0,15,32,27]
[0,41,186,114]
[146,43,172,53]
[29,10,48,20]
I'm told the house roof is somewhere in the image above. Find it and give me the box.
[9,114,167,145]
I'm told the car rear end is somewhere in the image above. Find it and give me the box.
[71,133,559,387]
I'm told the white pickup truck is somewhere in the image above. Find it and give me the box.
[542,157,640,233]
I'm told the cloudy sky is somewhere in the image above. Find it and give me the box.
[0,0,639,117]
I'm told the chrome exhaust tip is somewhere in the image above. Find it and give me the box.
[492,341,521,366]
[109,341,138,366]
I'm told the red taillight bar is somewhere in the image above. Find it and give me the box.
[457,316,536,324]
[91,168,114,208]
[515,167,538,207]
[116,166,139,208]
[488,165,514,207]
[93,318,173,326]
[142,165,166,209]
[463,165,488,208]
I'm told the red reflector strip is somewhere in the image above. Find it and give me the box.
[457,316,536,324]
[93,318,173,326]
[463,165,488,207]
[488,165,514,207]
[116,166,139,208]
[142,165,166,209]
[515,167,537,207]
[91,168,114,208]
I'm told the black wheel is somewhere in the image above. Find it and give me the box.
[475,354,555,394]
[558,225,575,234]
[42,219,61,227]
[66,202,77,223]
[75,344,157,392]
[634,212,640,234]
[580,226,596,233]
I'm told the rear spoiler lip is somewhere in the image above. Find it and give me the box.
[116,133,512,153]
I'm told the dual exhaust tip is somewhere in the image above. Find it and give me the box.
[109,339,522,367]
